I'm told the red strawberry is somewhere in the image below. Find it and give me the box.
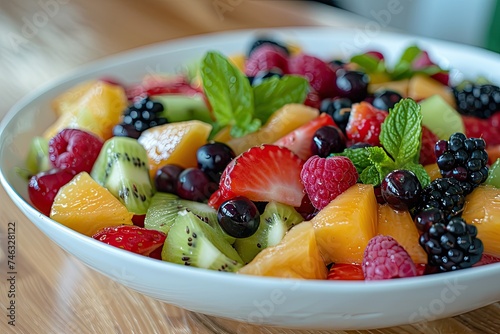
[132,214,146,228]
[92,226,166,259]
[126,75,203,100]
[345,102,388,146]
[419,126,439,166]
[48,128,103,173]
[327,263,364,280]
[300,155,358,210]
[487,145,500,165]
[215,145,305,208]
[244,44,289,77]
[274,114,336,160]
[288,54,338,98]
[462,115,500,146]
[473,253,500,267]
[304,90,322,110]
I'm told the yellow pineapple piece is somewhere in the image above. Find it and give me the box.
[238,221,327,279]
[377,204,427,264]
[408,74,456,108]
[50,172,133,237]
[310,183,377,265]
[138,120,212,178]
[44,81,127,141]
[51,80,97,117]
[462,185,500,257]
[226,103,319,155]
[424,163,441,182]
[369,79,409,97]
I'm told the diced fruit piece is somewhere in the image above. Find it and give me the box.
[49,128,103,173]
[288,54,338,98]
[51,80,97,116]
[162,210,243,272]
[25,136,51,175]
[473,253,500,267]
[362,235,417,280]
[424,163,441,182]
[44,81,128,140]
[419,95,465,140]
[310,183,377,265]
[126,75,203,100]
[462,115,500,147]
[462,185,500,257]
[92,225,166,258]
[145,192,234,244]
[327,263,364,281]
[273,113,335,160]
[153,95,213,124]
[408,74,456,108]
[369,79,409,97]
[234,201,303,263]
[300,156,358,210]
[226,104,319,155]
[345,102,388,146]
[216,145,305,208]
[28,168,78,216]
[50,172,133,236]
[238,221,327,279]
[245,44,289,77]
[138,120,212,178]
[486,160,500,188]
[229,53,246,72]
[377,204,427,264]
[217,196,260,239]
[420,126,439,166]
[91,137,154,215]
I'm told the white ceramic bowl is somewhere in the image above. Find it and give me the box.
[1,28,500,330]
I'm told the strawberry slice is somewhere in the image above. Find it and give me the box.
[345,102,388,146]
[215,145,305,208]
[126,75,203,100]
[462,114,500,147]
[274,114,336,160]
[473,253,500,267]
[327,263,364,280]
[92,226,166,259]
[419,126,439,166]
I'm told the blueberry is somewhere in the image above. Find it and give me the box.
[372,90,403,111]
[217,196,260,238]
[381,170,422,211]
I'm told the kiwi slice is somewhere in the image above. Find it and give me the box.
[26,136,51,175]
[145,192,235,244]
[90,137,154,215]
[153,95,213,124]
[419,95,465,140]
[486,159,500,188]
[234,201,304,264]
[162,210,243,272]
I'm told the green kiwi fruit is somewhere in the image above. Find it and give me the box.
[234,201,304,264]
[153,95,213,124]
[90,136,154,215]
[145,192,235,244]
[162,210,243,272]
[26,136,51,175]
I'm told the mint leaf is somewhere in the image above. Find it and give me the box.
[253,75,309,123]
[391,45,422,80]
[380,99,422,166]
[360,165,383,185]
[350,54,381,73]
[201,51,257,137]
[366,147,395,186]
[333,147,372,174]
[403,162,431,188]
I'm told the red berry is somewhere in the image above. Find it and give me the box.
[48,129,103,173]
[327,263,365,280]
[365,51,384,61]
[215,145,305,208]
[28,168,78,216]
[274,113,336,160]
[92,225,166,258]
[125,75,203,101]
[462,115,500,147]
[473,253,500,267]
[289,54,338,98]
[420,126,440,165]
[362,235,417,280]
[345,102,388,146]
[132,214,146,228]
[300,156,358,210]
[244,44,289,77]
[304,90,322,110]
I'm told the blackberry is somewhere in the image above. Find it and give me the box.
[416,178,466,219]
[319,97,352,134]
[418,212,483,271]
[248,38,289,57]
[113,96,167,139]
[453,83,500,119]
[435,133,489,193]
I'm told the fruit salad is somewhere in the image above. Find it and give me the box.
[23,36,500,281]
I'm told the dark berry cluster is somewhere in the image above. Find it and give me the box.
[435,133,488,194]
[416,178,466,218]
[415,209,483,271]
[113,96,168,139]
[453,83,500,119]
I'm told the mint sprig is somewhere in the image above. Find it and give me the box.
[200,51,308,138]
[334,98,430,188]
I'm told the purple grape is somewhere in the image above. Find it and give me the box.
[196,142,236,183]
[176,168,217,202]
[372,90,403,111]
[217,196,260,238]
[154,164,184,194]
[381,170,422,211]
[311,125,346,157]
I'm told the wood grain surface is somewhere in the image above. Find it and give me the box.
[1,1,499,333]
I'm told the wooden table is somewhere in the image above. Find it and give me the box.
[1,1,499,333]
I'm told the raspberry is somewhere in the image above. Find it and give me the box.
[248,38,289,57]
[300,156,358,210]
[244,44,289,77]
[453,83,500,119]
[362,235,417,280]
[419,126,439,166]
[288,54,338,98]
[345,102,388,146]
[462,115,500,147]
[48,128,103,173]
